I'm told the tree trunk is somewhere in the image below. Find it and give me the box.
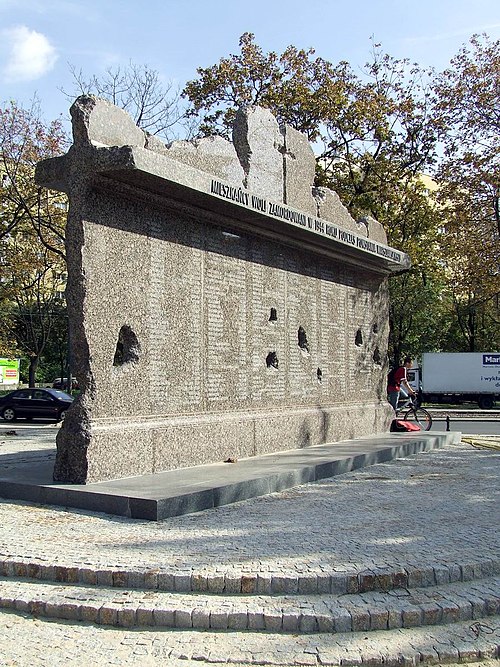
[28,355,39,387]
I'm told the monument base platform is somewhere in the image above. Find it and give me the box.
[0,431,460,521]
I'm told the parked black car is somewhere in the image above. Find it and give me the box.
[0,388,73,422]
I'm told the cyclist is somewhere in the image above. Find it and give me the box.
[387,357,416,411]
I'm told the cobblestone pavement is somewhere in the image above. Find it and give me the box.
[0,431,498,665]
[0,609,499,666]
[0,438,498,580]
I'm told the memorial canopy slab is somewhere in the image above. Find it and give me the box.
[36,96,408,484]
[39,141,408,276]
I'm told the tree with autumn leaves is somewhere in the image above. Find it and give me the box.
[433,35,500,352]
[0,100,68,385]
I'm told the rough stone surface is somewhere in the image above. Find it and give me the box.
[313,186,368,236]
[281,124,317,215]
[359,214,388,244]
[35,96,405,484]
[71,95,146,148]
[232,105,284,200]
[162,135,245,185]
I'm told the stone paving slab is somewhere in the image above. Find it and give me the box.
[0,438,500,667]
[0,438,499,666]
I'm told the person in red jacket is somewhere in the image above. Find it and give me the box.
[387,357,416,410]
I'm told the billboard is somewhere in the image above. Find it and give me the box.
[0,358,20,385]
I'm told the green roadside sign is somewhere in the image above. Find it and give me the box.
[0,358,20,384]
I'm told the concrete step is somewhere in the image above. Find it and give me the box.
[1,575,498,633]
[1,555,498,596]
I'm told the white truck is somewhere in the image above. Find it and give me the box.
[409,352,500,409]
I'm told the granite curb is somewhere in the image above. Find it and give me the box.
[0,575,499,633]
[1,555,499,595]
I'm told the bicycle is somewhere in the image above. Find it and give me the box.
[395,395,433,431]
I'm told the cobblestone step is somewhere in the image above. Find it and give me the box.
[1,554,498,596]
[1,606,499,667]
[1,575,498,634]
[0,442,498,665]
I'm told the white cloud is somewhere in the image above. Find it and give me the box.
[1,25,58,82]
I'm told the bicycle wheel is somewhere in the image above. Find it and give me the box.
[403,407,432,431]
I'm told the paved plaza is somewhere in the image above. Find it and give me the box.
[0,429,498,666]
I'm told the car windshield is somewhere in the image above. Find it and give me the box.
[46,389,73,401]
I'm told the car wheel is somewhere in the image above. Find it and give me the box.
[57,410,67,422]
[2,407,16,422]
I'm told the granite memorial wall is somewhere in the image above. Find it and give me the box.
[36,96,409,483]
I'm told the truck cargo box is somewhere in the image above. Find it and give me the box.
[420,352,500,408]
[422,353,500,392]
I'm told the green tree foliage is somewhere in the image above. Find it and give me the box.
[184,34,437,212]
[386,182,447,364]
[40,303,69,386]
[183,32,348,142]
[317,47,437,223]
[0,99,67,256]
[1,237,67,386]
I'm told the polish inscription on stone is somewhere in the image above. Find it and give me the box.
[210,179,404,267]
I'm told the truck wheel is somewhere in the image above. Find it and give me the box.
[478,396,494,409]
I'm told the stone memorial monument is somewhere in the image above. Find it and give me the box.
[36,96,409,484]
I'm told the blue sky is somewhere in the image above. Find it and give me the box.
[1,0,499,126]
